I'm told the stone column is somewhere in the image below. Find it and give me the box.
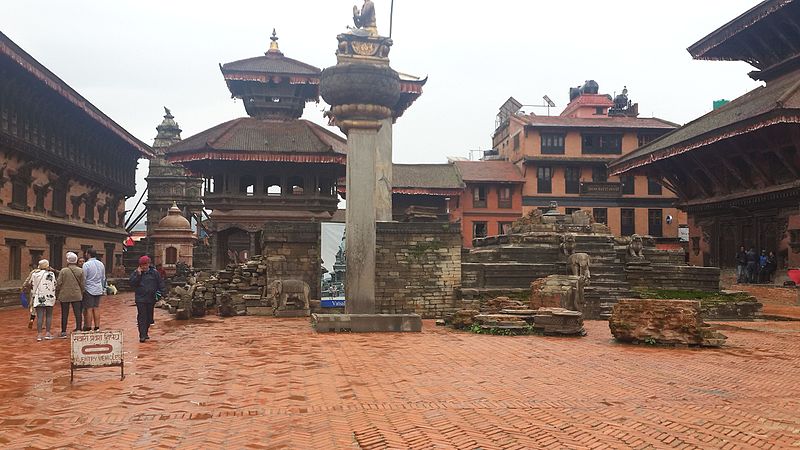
[345,124,381,314]
[375,117,393,222]
[249,231,257,258]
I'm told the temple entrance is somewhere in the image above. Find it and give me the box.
[215,227,257,266]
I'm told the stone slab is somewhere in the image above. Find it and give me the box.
[246,307,274,316]
[275,309,311,318]
[312,314,422,333]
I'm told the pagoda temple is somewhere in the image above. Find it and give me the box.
[609,0,800,270]
[165,31,347,298]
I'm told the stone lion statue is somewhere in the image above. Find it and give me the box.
[267,279,310,311]
[560,233,577,256]
[628,234,645,259]
[567,253,591,280]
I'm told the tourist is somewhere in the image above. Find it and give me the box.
[765,251,777,283]
[56,252,84,337]
[745,247,758,283]
[22,260,57,341]
[156,264,167,280]
[129,256,165,343]
[77,257,85,268]
[735,245,747,283]
[758,250,768,283]
[81,248,106,331]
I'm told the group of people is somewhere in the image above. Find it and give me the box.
[22,250,165,344]
[735,246,777,284]
[22,249,105,341]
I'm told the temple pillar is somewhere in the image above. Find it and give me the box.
[249,231,258,258]
[211,236,219,269]
[375,117,393,222]
[345,125,380,314]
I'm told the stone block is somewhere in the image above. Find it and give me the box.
[609,299,726,347]
[247,306,274,316]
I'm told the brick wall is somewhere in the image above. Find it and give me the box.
[261,222,321,300]
[375,222,461,318]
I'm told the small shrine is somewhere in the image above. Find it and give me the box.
[151,202,195,276]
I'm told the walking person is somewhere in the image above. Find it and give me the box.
[129,256,165,343]
[22,260,58,341]
[735,245,747,283]
[81,248,106,331]
[56,252,84,337]
[765,251,778,284]
[758,250,769,283]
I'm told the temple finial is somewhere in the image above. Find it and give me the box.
[267,28,281,54]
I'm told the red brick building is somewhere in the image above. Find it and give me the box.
[492,83,685,240]
[451,160,524,248]
[0,31,152,292]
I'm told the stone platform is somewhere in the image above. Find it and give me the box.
[312,313,422,333]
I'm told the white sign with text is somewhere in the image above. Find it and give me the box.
[70,330,124,381]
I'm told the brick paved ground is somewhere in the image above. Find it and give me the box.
[1,293,799,449]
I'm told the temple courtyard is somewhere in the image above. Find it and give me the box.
[0,290,796,449]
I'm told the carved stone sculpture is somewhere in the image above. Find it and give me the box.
[267,279,310,311]
[567,253,591,280]
[352,0,377,35]
[560,233,577,256]
[628,234,645,259]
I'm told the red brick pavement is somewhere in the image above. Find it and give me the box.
[0,293,799,449]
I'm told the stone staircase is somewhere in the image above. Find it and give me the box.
[571,234,639,319]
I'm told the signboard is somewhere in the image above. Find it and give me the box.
[321,299,346,308]
[678,226,690,242]
[70,330,124,381]
[580,182,622,198]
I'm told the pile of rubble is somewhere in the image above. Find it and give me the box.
[163,255,274,319]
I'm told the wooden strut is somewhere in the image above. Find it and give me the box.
[717,152,753,189]
[667,159,712,198]
[686,153,730,195]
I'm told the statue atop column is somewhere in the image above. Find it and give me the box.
[352,0,378,35]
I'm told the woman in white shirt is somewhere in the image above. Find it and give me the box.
[23,259,58,341]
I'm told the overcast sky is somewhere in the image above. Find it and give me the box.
[3,0,763,214]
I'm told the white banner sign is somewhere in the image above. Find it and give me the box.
[71,330,124,379]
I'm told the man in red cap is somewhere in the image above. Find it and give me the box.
[129,256,165,343]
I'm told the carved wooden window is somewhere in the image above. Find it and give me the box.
[541,133,565,154]
[288,176,304,195]
[5,238,25,280]
[565,167,581,194]
[29,249,44,271]
[621,209,635,236]
[70,196,83,221]
[537,167,552,194]
[10,177,29,211]
[264,176,282,196]
[165,247,178,265]
[592,166,608,182]
[33,184,48,213]
[497,186,512,209]
[582,134,622,154]
[106,199,118,227]
[84,199,96,224]
[51,183,67,217]
[593,208,608,225]
[621,175,635,195]
[472,186,487,208]
[47,235,65,270]
[647,177,662,195]
[472,222,488,239]
[104,243,115,274]
[239,175,256,196]
[648,209,663,237]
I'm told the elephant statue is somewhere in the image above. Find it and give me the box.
[267,279,310,311]
[567,252,591,280]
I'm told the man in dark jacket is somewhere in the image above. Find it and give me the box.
[735,245,747,283]
[745,247,758,283]
[129,256,165,343]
